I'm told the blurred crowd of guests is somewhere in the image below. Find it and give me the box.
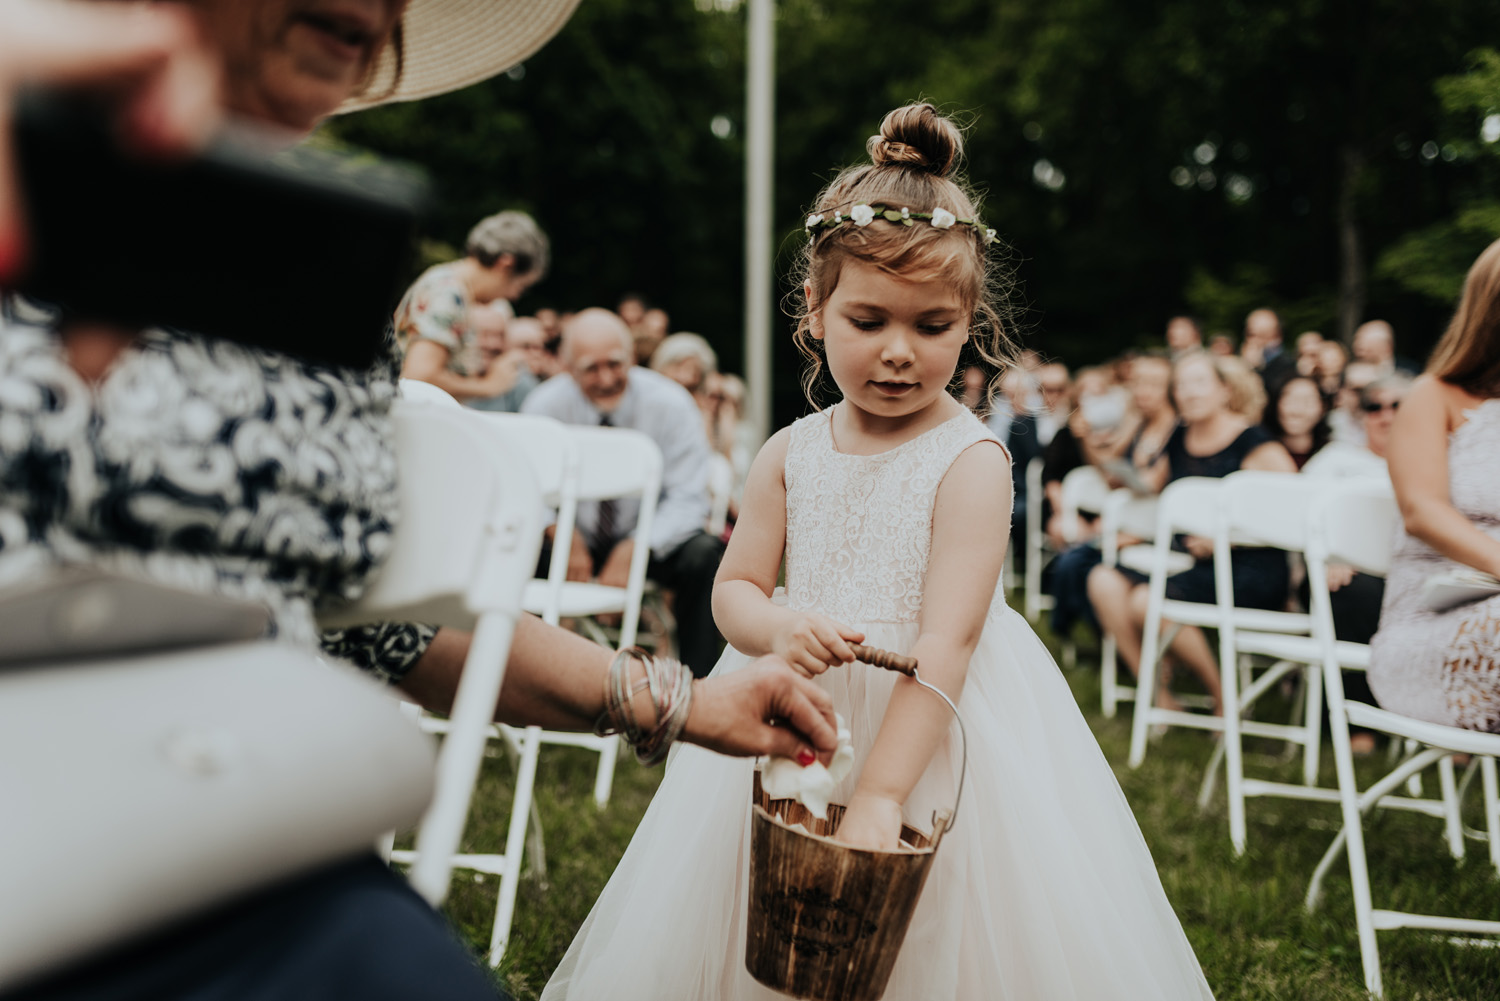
[392,211,754,677]
[981,309,1417,746]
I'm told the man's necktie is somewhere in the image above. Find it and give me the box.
[595,414,617,548]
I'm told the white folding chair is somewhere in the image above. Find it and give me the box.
[1097,489,1180,717]
[318,402,544,926]
[1127,477,1229,766]
[1023,456,1055,623]
[520,424,664,808]
[1050,465,1111,668]
[398,377,462,408]
[1303,483,1498,998]
[706,453,734,537]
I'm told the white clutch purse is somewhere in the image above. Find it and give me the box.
[0,628,436,989]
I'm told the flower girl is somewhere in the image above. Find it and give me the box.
[543,103,1214,1000]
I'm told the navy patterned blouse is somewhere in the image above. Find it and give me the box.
[0,295,434,681]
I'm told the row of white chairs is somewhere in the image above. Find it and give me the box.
[324,380,666,966]
[1071,467,1500,997]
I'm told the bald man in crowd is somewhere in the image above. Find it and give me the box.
[1241,307,1296,394]
[1352,319,1418,376]
[521,308,725,676]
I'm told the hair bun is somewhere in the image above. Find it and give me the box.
[866,103,963,177]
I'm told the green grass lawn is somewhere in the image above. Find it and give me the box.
[433,622,1500,1001]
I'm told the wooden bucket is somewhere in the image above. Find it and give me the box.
[744,647,965,1001]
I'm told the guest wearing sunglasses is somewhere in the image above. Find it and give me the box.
[1301,374,1410,753]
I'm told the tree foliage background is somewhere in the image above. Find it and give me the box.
[330,0,1500,427]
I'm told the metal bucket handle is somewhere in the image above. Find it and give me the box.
[849,644,966,834]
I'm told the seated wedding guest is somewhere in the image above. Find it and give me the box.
[1048,361,1175,639]
[1208,332,1237,357]
[959,364,992,413]
[704,372,755,514]
[396,210,549,401]
[650,331,717,396]
[617,292,648,335]
[1353,319,1419,376]
[1042,366,1129,548]
[1218,352,1268,423]
[467,303,539,414]
[1165,314,1204,359]
[1316,339,1350,398]
[522,309,726,677]
[1302,374,1410,753]
[635,306,670,365]
[1034,361,1071,448]
[1262,374,1331,469]
[1241,307,1296,394]
[1328,360,1381,445]
[0,4,836,999]
[508,316,558,382]
[1369,240,1500,732]
[1295,330,1324,375]
[1087,351,1297,712]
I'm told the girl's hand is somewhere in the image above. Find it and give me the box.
[771,612,863,677]
[833,792,903,851]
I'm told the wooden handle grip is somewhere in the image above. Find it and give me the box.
[850,644,918,676]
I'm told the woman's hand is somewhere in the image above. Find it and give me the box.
[1183,534,1214,560]
[0,0,220,280]
[478,351,521,396]
[833,791,903,851]
[770,612,863,677]
[1326,562,1356,593]
[683,656,839,763]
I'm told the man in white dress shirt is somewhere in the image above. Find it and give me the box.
[522,309,724,676]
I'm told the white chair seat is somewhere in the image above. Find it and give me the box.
[1236,630,1371,670]
[1116,545,1193,577]
[1344,702,1500,756]
[523,579,628,619]
[1158,598,1309,635]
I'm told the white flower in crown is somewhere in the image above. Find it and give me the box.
[931,207,957,230]
[850,204,875,227]
[806,213,825,229]
[834,211,843,223]
[900,207,910,220]
[985,228,998,245]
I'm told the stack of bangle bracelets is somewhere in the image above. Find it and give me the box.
[594,646,694,765]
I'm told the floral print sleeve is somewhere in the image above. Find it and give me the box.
[392,262,479,375]
[0,295,438,682]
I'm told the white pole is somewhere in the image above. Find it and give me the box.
[744,0,775,445]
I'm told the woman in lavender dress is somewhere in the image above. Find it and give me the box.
[1369,239,1500,732]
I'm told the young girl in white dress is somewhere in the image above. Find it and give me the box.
[543,104,1214,1001]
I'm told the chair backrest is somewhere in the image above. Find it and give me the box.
[1100,488,1160,563]
[1155,476,1222,539]
[1059,465,1112,543]
[476,412,577,505]
[399,378,462,408]
[319,402,545,630]
[1312,479,1400,578]
[1219,470,1320,553]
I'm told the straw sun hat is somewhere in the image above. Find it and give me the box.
[339,0,584,113]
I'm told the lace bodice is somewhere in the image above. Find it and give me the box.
[782,406,1009,625]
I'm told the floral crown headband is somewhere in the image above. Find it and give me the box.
[805,203,997,246]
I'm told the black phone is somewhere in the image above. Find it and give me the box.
[8,91,429,371]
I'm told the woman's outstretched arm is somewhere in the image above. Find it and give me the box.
[398,614,840,763]
[835,440,1012,850]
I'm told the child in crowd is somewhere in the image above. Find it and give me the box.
[543,104,1214,1000]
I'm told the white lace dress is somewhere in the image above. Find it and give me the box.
[542,407,1214,1000]
[1369,397,1500,732]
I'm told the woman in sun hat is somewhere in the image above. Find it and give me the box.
[0,2,839,998]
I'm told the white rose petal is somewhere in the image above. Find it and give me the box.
[850,204,875,226]
[806,213,824,229]
[985,228,998,245]
[931,207,957,229]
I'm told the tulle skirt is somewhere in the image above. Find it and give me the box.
[542,605,1214,1000]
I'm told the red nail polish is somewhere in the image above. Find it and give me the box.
[796,748,816,766]
[0,225,24,287]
